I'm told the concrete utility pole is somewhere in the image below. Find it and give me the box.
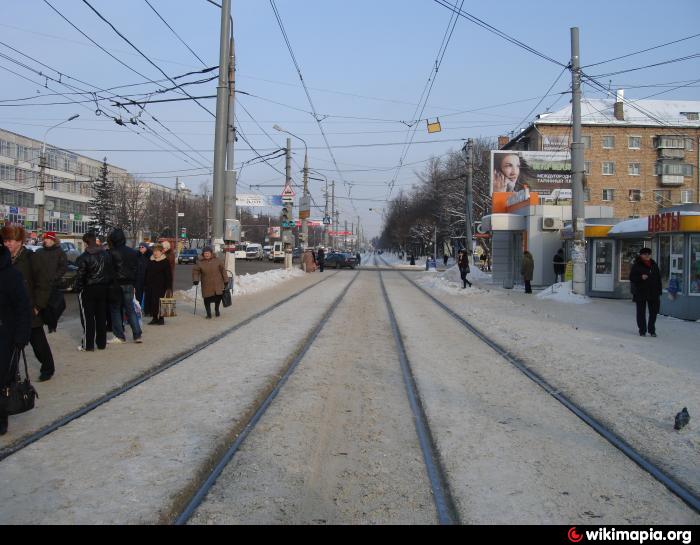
[330,180,335,249]
[464,138,474,255]
[212,0,231,252]
[175,177,180,254]
[570,27,587,294]
[283,138,293,271]
[344,219,348,251]
[324,177,329,247]
[301,152,309,249]
[224,31,237,278]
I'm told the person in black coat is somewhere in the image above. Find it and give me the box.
[553,248,566,283]
[457,249,472,288]
[629,247,663,337]
[317,247,325,272]
[75,231,114,351]
[145,244,173,325]
[107,228,142,343]
[135,243,152,315]
[0,234,33,436]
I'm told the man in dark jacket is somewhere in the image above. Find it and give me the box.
[107,228,142,344]
[33,232,67,333]
[521,251,534,294]
[553,248,566,283]
[135,242,152,315]
[0,234,32,435]
[75,231,114,351]
[458,249,472,288]
[629,247,663,337]
[1,225,56,381]
[317,247,325,273]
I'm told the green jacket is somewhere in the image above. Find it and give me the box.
[12,247,50,328]
[521,253,534,281]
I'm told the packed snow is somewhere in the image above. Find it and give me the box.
[536,281,591,304]
[177,267,306,301]
[416,265,492,295]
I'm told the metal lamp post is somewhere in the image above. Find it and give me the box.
[273,124,309,249]
[37,114,79,232]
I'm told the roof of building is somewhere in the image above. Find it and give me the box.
[533,98,700,128]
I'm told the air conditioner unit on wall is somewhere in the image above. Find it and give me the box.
[542,217,563,230]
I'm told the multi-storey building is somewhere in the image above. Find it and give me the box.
[0,127,129,237]
[500,95,700,219]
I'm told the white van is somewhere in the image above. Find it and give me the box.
[233,243,248,259]
[270,241,284,262]
[245,243,263,261]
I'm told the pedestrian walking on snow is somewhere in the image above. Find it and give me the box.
[458,249,472,288]
[0,234,32,436]
[1,225,56,381]
[553,248,566,283]
[629,247,662,337]
[443,253,449,267]
[521,251,534,294]
[107,228,142,344]
[75,231,114,351]
[145,244,172,325]
[192,247,228,319]
[317,247,325,272]
[302,248,316,273]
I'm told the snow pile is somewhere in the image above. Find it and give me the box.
[536,281,590,304]
[177,267,305,301]
[417,267,490,295]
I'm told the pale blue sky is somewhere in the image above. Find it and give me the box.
[2,0,699,236]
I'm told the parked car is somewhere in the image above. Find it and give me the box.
[324,252,357,269]
[245,243,264,261]
[292,247,302,261]
[60,241,80,263]
[178,248,201,264]
[263,245,272,259]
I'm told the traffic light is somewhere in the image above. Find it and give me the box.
[180,227,187,239]
[281,206,291,229]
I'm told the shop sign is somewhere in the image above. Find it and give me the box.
[648,212,681,233]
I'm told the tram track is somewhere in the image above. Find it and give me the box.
[377,256,700,515]
[0,271,341,463]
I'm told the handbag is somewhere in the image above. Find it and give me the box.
[222,277,233,308]
[5,349,39,416]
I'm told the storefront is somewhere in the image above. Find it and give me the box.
[589,206,700,320]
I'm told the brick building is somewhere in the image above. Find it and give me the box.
[500,95,700,219]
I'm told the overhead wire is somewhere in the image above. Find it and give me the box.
[583,33,700,68]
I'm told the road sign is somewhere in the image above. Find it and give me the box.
[299,195,310,219]
[281,185,295,198]
[282,196,294,204]
[323,216,331,225]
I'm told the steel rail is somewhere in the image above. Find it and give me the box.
[174,271,360,525]
[378,272,461,525]
[0,272,341,463]
[396,269,700,514]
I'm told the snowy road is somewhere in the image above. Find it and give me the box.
[0,265,697,525]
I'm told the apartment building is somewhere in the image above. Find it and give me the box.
[500,95,700,219]
[0,127,129,236]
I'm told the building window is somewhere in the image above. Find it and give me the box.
[691,236,700,295]
[584,161,591,175]
[602,189,615,201]
[628,136,641,149]
[583,188,590,201]
[655,136,686,149]
[655,162,694,176]
[602,162,616,175]
[628,162,641,176]
[654,190,671,205]
[581,135,591,149]
[620,240,651,282]
[628,189,641,202]
[681,190,694,204]
[602,136,615,149]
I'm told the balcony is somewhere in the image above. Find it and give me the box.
[658,148,685,159]
[659,175,684,186]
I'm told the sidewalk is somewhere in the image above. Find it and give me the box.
[415,268,700,495]
[1,270,326,451]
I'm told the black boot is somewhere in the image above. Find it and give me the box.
[157,317,165,325]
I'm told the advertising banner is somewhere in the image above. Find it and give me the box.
[268,226,281,239]
[236,194,266,208]
[490,150,571,196]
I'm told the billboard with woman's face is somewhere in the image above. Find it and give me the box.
[491,151,571,196]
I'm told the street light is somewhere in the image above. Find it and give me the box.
[37,114,80,232]
[273,124,310,249]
